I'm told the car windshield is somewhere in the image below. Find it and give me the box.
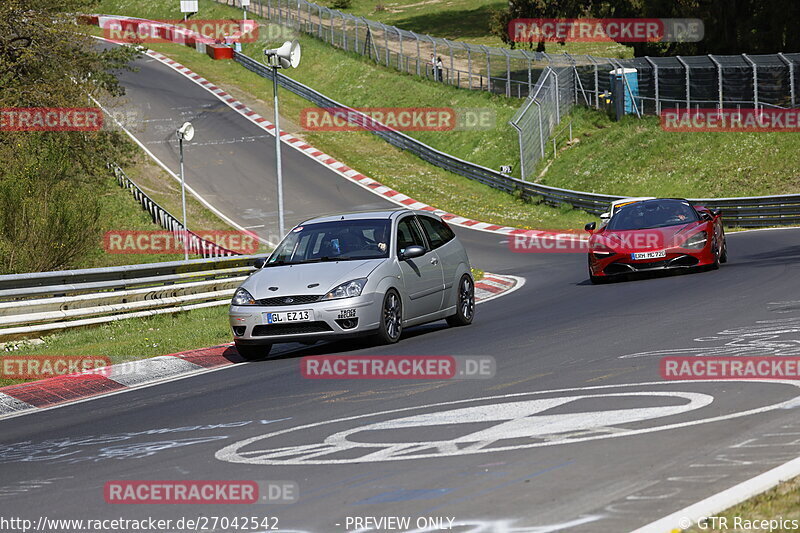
[607,199,699,230]
[267,219,391,265]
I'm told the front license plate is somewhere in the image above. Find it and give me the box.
[265,310,313,324]
[630,250,667,260]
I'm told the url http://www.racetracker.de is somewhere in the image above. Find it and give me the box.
[0,516,282,533]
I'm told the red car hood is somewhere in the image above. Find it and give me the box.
[592,221,706,253]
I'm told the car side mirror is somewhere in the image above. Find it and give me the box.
[584,222,596,233]
[253,257,267,269]
[399,245,425,260]
[710,209,722,218]
[699,212,712,221]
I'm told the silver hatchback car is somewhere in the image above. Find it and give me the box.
[229,209,474,359]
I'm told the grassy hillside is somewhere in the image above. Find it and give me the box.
[307,0,632,56]
[538,107,800,198]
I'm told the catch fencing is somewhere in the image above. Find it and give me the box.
[216,0,800,110]
[509,67,576,179]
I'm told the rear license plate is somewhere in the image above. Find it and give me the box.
[630,250,667,260]
[265,310,313,324]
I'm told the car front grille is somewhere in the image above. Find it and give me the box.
[604,255,699,275]
[252,322,333,336]
[255,295,322,306]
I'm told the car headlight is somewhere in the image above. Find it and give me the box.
[590,240,615,257]
[683,231,708,250]
[323,278,367,300]
[231,287,256,306]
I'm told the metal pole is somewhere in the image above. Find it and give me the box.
[398,29,403,71]
[536,101,545,158]
[743,54,758,110]
[778,53,795,107]
[551,68,561,123]
[272,66,285,238]
[587,56,599,108]
[509,121,525,181]
[645,57,660,114]
[708,54,723,111]
[464,43,472,90]
[179,137,189,261]
[676,56,690,111]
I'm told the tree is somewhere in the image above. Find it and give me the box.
[490,0,599,51]
[0,0,139,273]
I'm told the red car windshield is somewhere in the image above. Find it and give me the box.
[607,199,699,231]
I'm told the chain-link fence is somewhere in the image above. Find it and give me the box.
[218,0,800,109]
[509,67,578,179]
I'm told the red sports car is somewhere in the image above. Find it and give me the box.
[585,198,726,284]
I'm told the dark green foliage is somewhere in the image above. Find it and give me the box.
[0,0,139,273]
[490,0,800,55]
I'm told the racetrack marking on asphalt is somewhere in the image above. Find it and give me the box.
[632,449,800,532]
[144,134,272,147]
[619,314,800,359]
[0,418,287,465]
[88,90,278,248]
[598,409,800,530]
[215,380,800,465]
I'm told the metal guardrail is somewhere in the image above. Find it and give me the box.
[112,163,241,258]
[234,52,800,227]
[0,256,255,341]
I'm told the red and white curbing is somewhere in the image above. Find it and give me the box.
[474,274,523,302]
[0,273,518,419]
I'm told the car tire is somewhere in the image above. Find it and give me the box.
[375,289,403,344]
[710,240,721,270]
[235,342,272,360]
[719,239,728,263]
[446,274,475,327]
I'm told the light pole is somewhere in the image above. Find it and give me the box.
[263,40,301,239]
[176,121,195,261]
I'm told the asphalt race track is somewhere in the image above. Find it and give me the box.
[2,45,800,532]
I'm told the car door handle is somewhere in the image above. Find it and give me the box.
[430,258,439,265]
